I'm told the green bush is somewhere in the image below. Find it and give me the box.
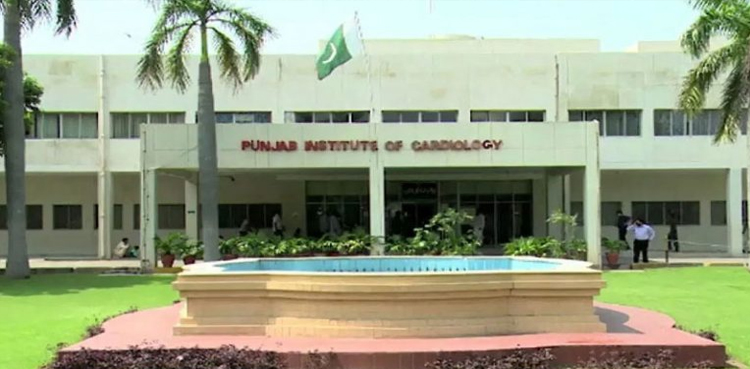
[154,232,188,256]
[504,237,565,258]
[385,208,479,256]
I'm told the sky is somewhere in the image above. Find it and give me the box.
[0,0,700,55]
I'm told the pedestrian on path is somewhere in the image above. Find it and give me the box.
[628,218,655,263]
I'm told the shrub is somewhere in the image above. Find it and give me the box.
[154,232,188,256]
[426,349,555,369]
[602,238,629,253]
[504,237,565,258]
[46,345,286,369]
[385,208,479,256]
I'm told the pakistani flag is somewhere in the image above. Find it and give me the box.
[316,16,363,80]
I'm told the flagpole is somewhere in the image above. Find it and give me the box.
[353,11,375,121]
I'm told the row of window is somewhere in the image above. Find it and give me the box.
[570,200,749,227]
[30,109,748,139]
[0,204,281,231]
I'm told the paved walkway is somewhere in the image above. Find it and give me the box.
[61,302,726,369]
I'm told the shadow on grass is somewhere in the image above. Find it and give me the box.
[0,274,175,296]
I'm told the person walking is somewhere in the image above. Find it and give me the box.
[667,211,680,253]
[628,218,655,263]
[616,210,631,243]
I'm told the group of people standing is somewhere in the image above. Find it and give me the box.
[616,210,680,264]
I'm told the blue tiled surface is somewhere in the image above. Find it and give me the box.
[218,257,560,273]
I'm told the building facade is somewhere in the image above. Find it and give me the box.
[1,37,746,264]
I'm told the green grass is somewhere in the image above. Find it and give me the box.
[1,268,749,369]
[0,274,178,369]
[599,267,750,365]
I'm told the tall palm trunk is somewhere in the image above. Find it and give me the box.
[3,0,30,279]
[197,23,220,261]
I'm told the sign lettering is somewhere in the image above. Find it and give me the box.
[240,139,503,153]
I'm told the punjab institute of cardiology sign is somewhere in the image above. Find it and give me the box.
[240,139,503,152]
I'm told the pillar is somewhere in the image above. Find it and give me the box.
[369,164,385,255]
[546,173,564,239]
[584,166,601,267]
[97,171,113,258]
[185,178,199,241]
[727,168,743,256]
[532,178,547,237]
[140,169,158,267]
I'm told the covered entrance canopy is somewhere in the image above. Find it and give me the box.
[139,121,602,266]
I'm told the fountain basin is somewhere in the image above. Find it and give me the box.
[173,256,606,338]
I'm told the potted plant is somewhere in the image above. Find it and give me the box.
[602,238,629,268]
[154,232,187,268]
[220,237,240,260]
[180,240,204,265]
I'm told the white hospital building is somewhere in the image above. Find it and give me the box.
[1,37,747,265]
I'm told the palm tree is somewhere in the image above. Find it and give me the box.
[137,0,274,261]
[678,0,750,142]
[0,0,76,279]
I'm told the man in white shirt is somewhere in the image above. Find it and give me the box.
[473,210,485,245]
[113,238,130,258]
[272,213,284,237]
[627,218,655,263]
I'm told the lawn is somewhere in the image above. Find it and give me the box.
[0,267,748,369]
[599,267,750,366]
[0,274,178,369]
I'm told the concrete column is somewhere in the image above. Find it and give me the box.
[96,55,112,259]
[584,168,602,267]
[546,173,564,239]
[727,168,743,256]
[585,120,601,267]
[185,178,199,241]
[532,178,547,237]
[140,169,158,267]
[369,164,385,254]
[96,172,113,258]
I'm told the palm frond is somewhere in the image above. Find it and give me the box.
[53,0,77,37]
[210,27,243,90]
[679,42,742,115]
[680,6,749,58]
[165,23,196,92]
[18,0,52,31]
[689,0,747,11]
[714,62,750,143]
[213,5,275,81]
[137,0,198,91]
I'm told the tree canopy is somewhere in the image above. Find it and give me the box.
[679,0,750,143]
[0,44,43,156]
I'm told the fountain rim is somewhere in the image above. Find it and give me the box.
[178,255,599,276]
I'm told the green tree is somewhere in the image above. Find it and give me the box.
[0,0,76,279]
[137,0,274,261]
[678,0,750,142]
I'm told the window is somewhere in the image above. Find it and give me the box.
[35,113,98,139]
[631,201,700,225]
[53,205,83,229]
[111,112,186,138]
[382,110,458,123]
[0,205,43,230]
[286,111,370,124]
[470,110,545,122]
[215,111,271,124]
[218,204,281,229]
[134,204,140,230]
[158,204,185,229]
[710,200,749,225]
[568,201,622,226]
[94,204,123,229]
[653,109,748,137]
[568,110,641,136]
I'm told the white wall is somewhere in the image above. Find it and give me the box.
[569,170,739,252]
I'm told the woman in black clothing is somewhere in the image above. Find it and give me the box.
[667,211,679,252]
